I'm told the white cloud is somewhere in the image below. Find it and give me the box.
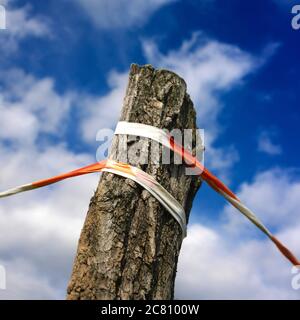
[80,71,128,142]
[143,33,255,127]
[258,130,282,155]
[73,0,176,29]
[0,2,50,53]
[0,258,61,299]
[0,130,98,300]
[0,162,98,299]
[176,223,300,299]
[6,4,50,38]
[176,168,300,299]
[0,69,74,145]
[0,68,98,299]
[223,168,300,235]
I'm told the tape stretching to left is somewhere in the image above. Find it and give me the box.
[0,159,186,237]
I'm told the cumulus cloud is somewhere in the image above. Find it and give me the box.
[258,130,282,155]
[0,68,98,299]
[0,258,61,299]
[176,224,300,299]
[223,168,300,235]
[0,9,89,299]
[176,168,300,299]
[0,144,98,299]
[0,69,74,145]
[73,0,176,29]
[0,1,50,54]
[143,33,255,127]
[80,71,128,142]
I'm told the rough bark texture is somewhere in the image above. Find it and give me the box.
[67,64,202,300]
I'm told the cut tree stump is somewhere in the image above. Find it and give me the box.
[67,64,202,300]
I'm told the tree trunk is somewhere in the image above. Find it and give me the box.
[67,64,202,300]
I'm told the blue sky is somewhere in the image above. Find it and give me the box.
[0,0,300,299]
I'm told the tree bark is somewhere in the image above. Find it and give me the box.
[67,64,202,300]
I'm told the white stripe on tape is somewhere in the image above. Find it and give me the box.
[0,183,35,198]
[103,161,187,237]
[115,121,172,149]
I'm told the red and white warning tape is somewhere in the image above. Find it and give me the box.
[0,159,186,237]
[0,121,299,266]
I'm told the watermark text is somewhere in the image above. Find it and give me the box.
[292,5,300,30]
[96,128,205,176]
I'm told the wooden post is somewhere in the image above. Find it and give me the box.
[67,64,202,300]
